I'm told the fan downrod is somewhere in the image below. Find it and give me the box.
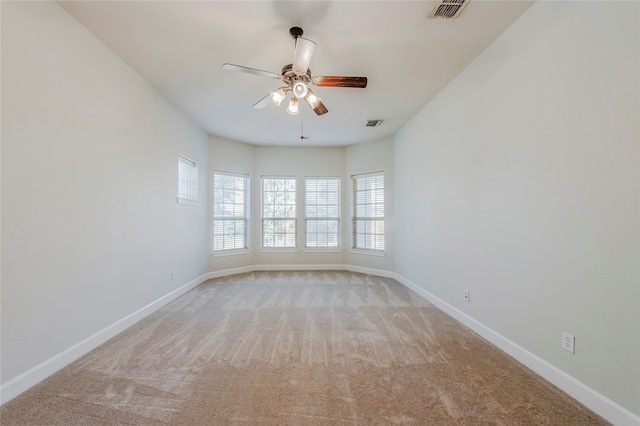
[289,27,303,39]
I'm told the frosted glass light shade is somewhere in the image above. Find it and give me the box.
[270,87,287,106]
[304,88,321,108]
[292,81,308,99]
[287,97,299,115]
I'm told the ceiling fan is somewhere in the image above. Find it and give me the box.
[222,27,367,116]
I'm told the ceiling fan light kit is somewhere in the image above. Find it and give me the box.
[292,81,308,99]
[270,87,288,106]
[304,89,321,109]
[292,37,316,76]
[287,97,299,115]
[222,27,368,119]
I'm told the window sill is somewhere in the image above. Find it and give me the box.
[177,198,198,206]
[212,249,251,258]
[304,249,343,253]
[350,249,387,257]
[260,248,299,253]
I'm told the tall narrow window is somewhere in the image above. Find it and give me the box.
[178,155,198,204]
[213,172,249,252]
[305,177,340,248]
[262,177,297,248]
[353,173,384,251]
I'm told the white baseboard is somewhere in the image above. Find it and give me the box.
[393,273,640,426]
[344,264,397,279]
[205,265,254,279]
[205,264,395,280]
[3,267,638,425]
[0,273,209,405]
[251,264,347,272]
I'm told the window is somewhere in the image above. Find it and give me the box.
[305,177,340,248]
[213,172,249,252]
[178,155,198,204]
[353,173,384,251]
[262,177,296,248]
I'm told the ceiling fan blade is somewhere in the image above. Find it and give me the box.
[222,63,280,79]
[292,37,316,75]
[252,93,272,109]
[311,100,328,116]
[313,76,368,88]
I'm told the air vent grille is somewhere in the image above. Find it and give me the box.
[428,0,470,19]
[365,120,383,127]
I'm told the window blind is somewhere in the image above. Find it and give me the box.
[353,173,384,251]
[178,155,198,201]
[213,171,249,251]
[305,177,340,248]
[262,177,297,248]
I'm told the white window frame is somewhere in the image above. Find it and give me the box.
[212,171,249,254]
[305,177,341,251]
[261,176,297,250]
[177,155,198,205]
[352,172,385,253]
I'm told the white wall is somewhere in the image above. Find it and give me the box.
[346,137,395,273]
[208,137,396,274]
[394,0,639,419]
[1,0,208,400]
[208,136,255,272]
[253,146,347,267]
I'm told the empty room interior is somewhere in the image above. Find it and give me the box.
[1,1,638,424]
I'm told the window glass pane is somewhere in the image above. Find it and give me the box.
[178,156,198,201]
[262,178,297,248]
[213,172,248,251]
[305,178,341,249]
[353,174,384,251]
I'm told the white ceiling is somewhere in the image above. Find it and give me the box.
[58,1,534,147]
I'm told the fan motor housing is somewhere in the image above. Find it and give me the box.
[281,64,311,83]
[289,26,303,39]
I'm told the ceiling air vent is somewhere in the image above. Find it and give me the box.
[428,0,470,19]
[365,119,383,127]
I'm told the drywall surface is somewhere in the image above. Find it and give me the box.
[394,0,639,416]
[208,136,255,272]
[1,0,208,388]
[346,138,395,273]
[207,138,397,274]
[252,145,347,266]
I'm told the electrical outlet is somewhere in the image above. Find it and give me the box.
[172,271,176,281]
[562,332,575,354]
[464,290,470,302]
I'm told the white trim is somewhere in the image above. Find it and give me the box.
[177,155,198,202]
[252,264,347,272]
[212,172,249,252]
[176,197,198,206]
[0,273,209,405]
[212,248,251,258]
[213,169,248,179]
[178,154,196,167]
[205,266,254,280]
[392,273,640,426]
[303,249,343,253]
[350,249,387,257]
[3,265,637,425]
[205,264,386,278]
[350,170,383,179]
[259,248,299,253]
[345,265,397,279]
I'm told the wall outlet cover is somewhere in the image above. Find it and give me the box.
[562,331,575,354]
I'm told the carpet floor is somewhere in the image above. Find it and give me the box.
[1,271,607,425]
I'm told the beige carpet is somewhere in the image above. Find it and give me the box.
[1,271,607,425]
